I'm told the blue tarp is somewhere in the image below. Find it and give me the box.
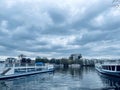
[35,62,44,66]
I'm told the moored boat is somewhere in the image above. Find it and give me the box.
[95,63,120,77]
[0,59,54,80]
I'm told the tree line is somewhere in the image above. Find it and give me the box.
[18,54,95,67]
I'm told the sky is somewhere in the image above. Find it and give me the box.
[0,0,120,59]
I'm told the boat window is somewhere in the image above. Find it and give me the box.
[107,66,109,70]
[102,66,109,70]
[117,66,120,71]
[102,66,107,70]
[111,66,115,71]
[106,66,109,70]
[102,66,105,69]
[108,66,111,70]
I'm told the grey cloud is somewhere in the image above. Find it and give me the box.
[0,0,119,58]
[71,1,111,30]
[73,28,120,46]
[47,9,66,24]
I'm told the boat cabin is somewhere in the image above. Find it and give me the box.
[102,65,120,71]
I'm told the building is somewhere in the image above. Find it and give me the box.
[69,54,82,60]
[5,58,17,64]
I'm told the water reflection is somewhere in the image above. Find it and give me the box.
[54,67,103,89]
[0,72,54,90]
[1,67,120,90]
[56,66,95,77]
[98,73,120,89]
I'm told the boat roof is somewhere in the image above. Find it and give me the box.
[101,63,120,66]
[96,62,120,66]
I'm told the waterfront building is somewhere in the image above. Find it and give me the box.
[5,58,17,64]
[69,54,82,61]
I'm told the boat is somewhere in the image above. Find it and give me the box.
[0,59,54,80]
[95,62,120,77]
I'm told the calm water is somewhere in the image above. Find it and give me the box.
[0,67,120,90]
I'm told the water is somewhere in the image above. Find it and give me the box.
[0,67,120,90]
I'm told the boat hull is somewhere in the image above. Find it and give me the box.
[95,67,120,77]
[0,69,54,80]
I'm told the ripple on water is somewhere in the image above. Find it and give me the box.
[0,67,119,90]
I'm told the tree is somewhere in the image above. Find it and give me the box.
[18,54,26,60]
[35,57,49,63]
[61,58,69,68]
[49,58,56,64]
[26,58,31,63]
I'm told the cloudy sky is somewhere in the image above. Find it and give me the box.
[0,0,120,59]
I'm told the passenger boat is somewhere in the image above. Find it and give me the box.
[0,60,54,80]
[95,63,120,77]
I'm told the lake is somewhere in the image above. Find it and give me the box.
[0,66,120,90]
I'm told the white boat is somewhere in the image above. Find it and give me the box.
[0,62,54,80]
[95,63,120,77]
